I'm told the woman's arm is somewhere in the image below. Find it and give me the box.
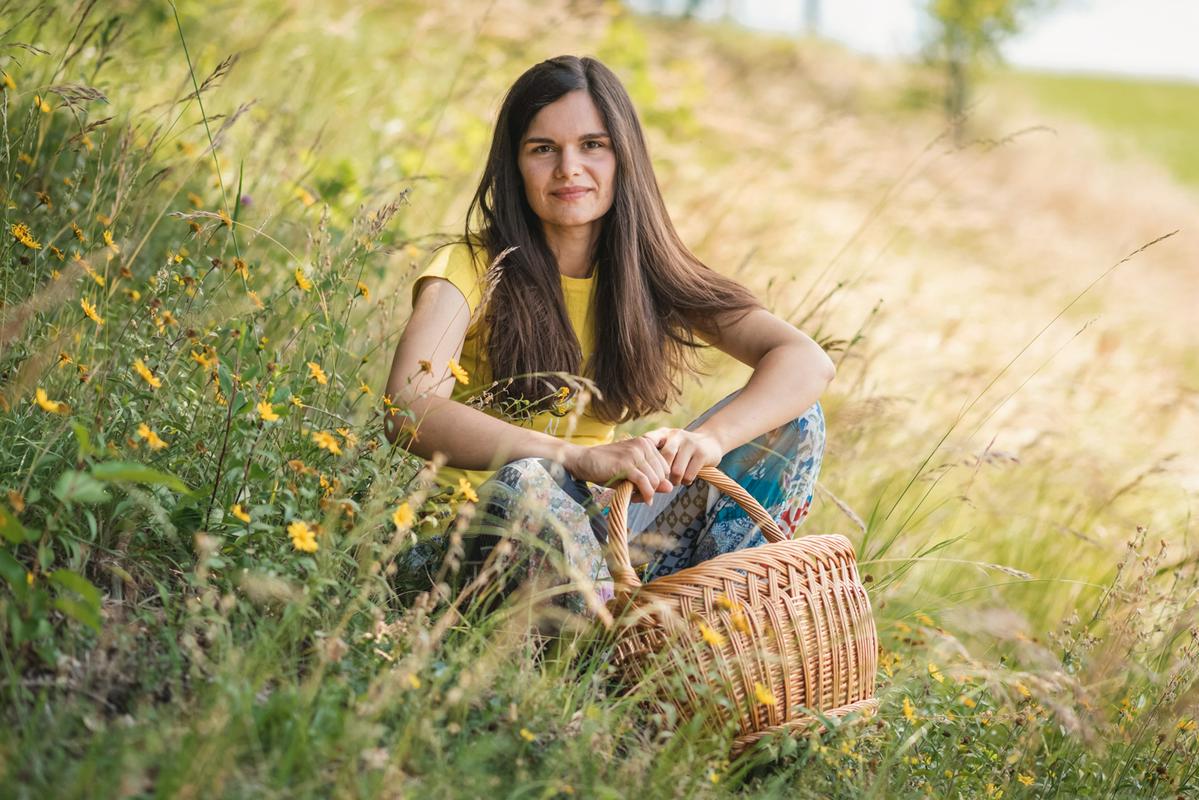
[644,307,835,486]
[690,306,835,453]
[384,278,574,468]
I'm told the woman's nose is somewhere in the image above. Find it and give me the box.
[554,148,582,179]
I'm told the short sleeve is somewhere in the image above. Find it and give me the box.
[411,242,486,317]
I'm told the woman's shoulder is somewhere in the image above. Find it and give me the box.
[412,237,491,314]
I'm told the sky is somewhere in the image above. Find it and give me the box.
[628,0,1199,83]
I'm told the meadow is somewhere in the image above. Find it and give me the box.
[1,1,1197,797]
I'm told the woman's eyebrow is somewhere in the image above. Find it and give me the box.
[523,132,611,145]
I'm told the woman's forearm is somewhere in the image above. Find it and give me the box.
[386,395,574,470]
[693,341,834,454]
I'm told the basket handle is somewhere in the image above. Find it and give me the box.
[604,465,787,594]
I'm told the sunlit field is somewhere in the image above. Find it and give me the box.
[2,1,1197,797]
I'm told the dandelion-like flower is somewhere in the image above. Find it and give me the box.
[190,349,217,371]
[294,187,316,207]
[34,94,50,113]
[132,358,162,389]
[358,382,373,396]
[71,222,86,242]
[294,267,313,292]
[287,520,319,553]
[218,208,233,228]
[307,361,328,385]
[10,222,41,250]
[312,430,342,456]
[80,297,104,326]
[34,387,70,415]
[1017,774,1034,787]
[230,504,251,523]
[355,280,369,300]
[697,622,726,649]
[1,71,14,91]
[257,400,279,422]
[753,682,777,707]
[102,229,119,254]
[392,502,414,529]
[902,696,917,723]
[447,359,469,385]
[518,728,536,742]
[928,662,945,684]
[456,477,479,503]
[136,422,168,451]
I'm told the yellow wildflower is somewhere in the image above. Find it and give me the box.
[190,349,217,371]
[902,696,917,723]
[294,186,316,207]
[96,213,112,226]
[34,94,50,113]
[49,245,65,261]
[102,229,119,254]
[355,280,369,300]
[447,359,469,385]
[0,71,14,90]
[294,267,313,292]
[133,358,162,389]
[8,490,25,514]
[217,208,232,227]
[1015,682,1032,699]
[1178,719,1197,732]
[34,387,70,415]
[914,612,935,626]
[247,290,265,310]
[307,361,328,385]
[456,477,479,503]
[11,222,42,250]
[187,192,203,208]
[287,520,318,553]
[1017,774,1034,787]
[358,381,373,396]
[928,662,945,684]
[518,728,536,742]
[82,262,105,286]
[336,427,358,449]
[312,430,342,456]
[230,504,251,523]
[136,422,168,451]
[290,396,303,407]
[233,257,249,278]
[392,502,414,529]
[405,673,421,689]
[697,621,726,649]
[80,297,104,326]
[71,222,86,242]
[959,695,977,708]
[257,400,279,422]
[753,682,777,707]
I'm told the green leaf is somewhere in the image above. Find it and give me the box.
[91,462,192,495]
[0,506,33,544]
[53,471,111,507]
[0,549,26,589]
[71,421,96,460]
[53,596,100,631]
[49,569,101,607]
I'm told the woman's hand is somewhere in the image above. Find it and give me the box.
[639,428,724,487]
[563,437,674,505]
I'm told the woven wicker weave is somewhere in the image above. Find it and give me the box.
[602,465,878,755]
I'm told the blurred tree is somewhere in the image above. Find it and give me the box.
[923,0,1055,142]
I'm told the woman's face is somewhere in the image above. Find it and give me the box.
[517,89,616,236]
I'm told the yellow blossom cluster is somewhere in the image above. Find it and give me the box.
[10,222,41,250]
[287,520,318,553]
[136,423,168,451]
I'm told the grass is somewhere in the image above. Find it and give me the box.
[988,68,1199,187]
[2,1,1198,798]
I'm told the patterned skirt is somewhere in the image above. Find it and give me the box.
[394,390,826,619]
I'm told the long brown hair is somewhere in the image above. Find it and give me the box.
[465,55,761,424]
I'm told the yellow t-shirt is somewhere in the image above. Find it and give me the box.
[410,241,617,504]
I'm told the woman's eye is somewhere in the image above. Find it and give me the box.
[533,145,553,154]
[584,140,604,149]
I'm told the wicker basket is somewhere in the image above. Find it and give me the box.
[601,465,879,755]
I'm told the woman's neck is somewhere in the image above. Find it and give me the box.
[542,220,599,279]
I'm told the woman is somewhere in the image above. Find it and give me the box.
[383,55,834,617]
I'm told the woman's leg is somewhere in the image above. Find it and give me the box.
[629,389,826,581]
[461,457,614,617]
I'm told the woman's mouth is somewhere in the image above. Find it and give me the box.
[552,187,591,201]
